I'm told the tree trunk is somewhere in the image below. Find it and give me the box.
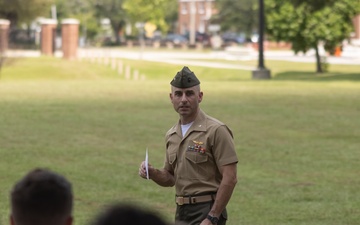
[111,22,123,46]
[315,45,323,73]
[115,26,121,45]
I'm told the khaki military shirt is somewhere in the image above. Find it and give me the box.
[164,109,238,196]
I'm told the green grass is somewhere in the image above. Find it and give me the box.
[0,56,359,225]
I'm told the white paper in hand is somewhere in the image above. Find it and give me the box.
[145,147,149,179]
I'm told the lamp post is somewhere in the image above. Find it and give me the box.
[252,0,271,79]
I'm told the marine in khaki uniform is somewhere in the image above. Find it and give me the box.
[139,66,238,225]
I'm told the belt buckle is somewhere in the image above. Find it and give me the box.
[177,196,184,205]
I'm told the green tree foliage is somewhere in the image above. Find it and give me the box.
[163,0,178,33]
[266,0,360,73]
[0,0,177,45]
[214,0,258,38]
[0,0,53,26]
[54,0,100,41]
[93,0,127,44]
[92,0,176,44]
[123,0,176,34]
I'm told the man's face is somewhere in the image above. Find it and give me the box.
[170,85,203,118]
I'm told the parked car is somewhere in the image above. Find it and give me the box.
[221,32,246,45]
[183,32,211,46]
[162,34,188,46]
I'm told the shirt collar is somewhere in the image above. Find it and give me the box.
[168,109,207,135]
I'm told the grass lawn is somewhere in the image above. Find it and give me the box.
[0,55,359,225]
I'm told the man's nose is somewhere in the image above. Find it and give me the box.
[181,93,187,101]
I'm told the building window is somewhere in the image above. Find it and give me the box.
[181,3,188,14]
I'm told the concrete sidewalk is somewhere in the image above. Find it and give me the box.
[3,46,360,71]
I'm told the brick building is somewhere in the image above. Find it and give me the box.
[353,15,360,40]
[177,0,217,35]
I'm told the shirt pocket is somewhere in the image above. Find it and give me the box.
[184,152,211,180]
[169,152,177,165]
[185,152,208,164]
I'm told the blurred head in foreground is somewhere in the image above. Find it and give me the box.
[10,168,73,225]
[91,203,169,225]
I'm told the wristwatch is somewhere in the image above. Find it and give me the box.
[207,214,219,224]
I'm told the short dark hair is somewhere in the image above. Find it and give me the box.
[92,203,168,225]
[10,168,73,225]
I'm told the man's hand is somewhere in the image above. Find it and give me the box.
[138,162,175,187]
[138,161,153,179]
[200,218,215,225]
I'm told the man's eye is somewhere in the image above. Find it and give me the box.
[186,92,194,96]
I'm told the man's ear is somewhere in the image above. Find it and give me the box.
[198,91,203,103]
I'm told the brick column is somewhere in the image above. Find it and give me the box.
[353,14,360,39]
[40,19,57,56]
[61,19,79,60]
[0,19,10,54]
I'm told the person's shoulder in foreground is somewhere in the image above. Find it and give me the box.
[10,168,73,225]
[90,202,171,225]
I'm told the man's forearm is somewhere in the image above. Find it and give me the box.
[150,168,175,187]
[209,164,238,217]
[209,181,236,217]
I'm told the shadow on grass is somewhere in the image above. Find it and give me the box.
[273,71,360,82]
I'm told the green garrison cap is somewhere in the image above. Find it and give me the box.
[170,66,200,88]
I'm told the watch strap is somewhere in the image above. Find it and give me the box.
[207,214,219,224]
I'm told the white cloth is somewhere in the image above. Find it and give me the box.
[181,122,194,137]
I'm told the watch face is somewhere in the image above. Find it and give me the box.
[207,215,219,224]
[212,217,219,223]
